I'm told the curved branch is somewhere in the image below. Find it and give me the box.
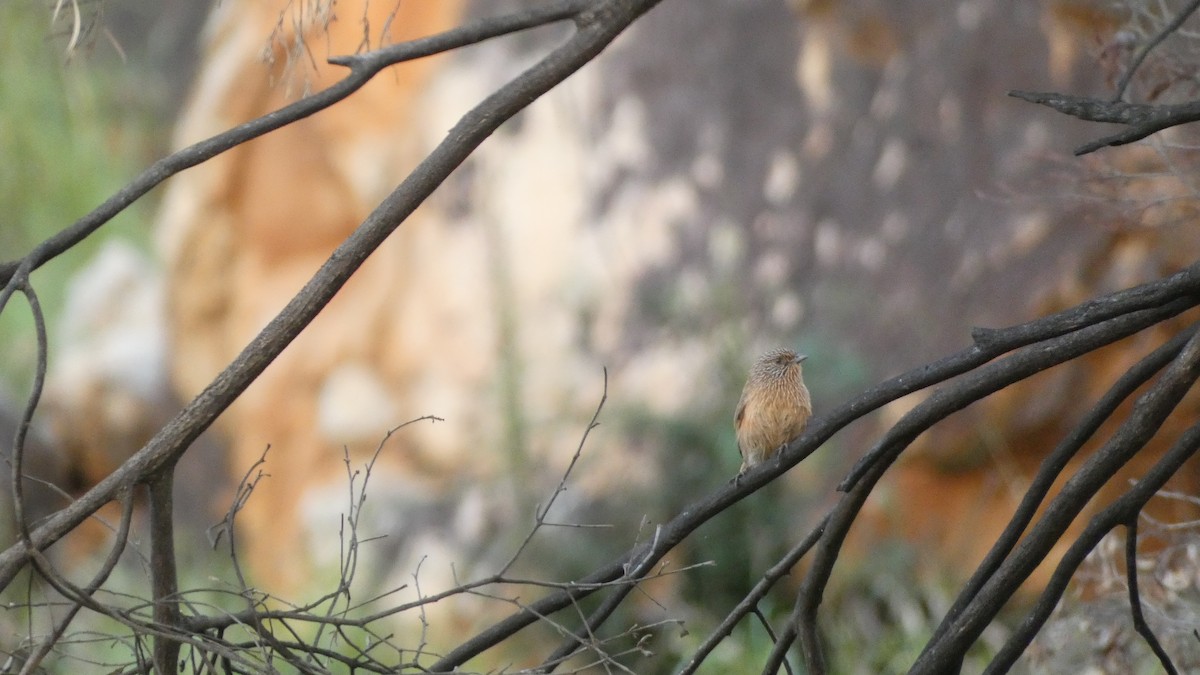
[19,487,135,674]
[913,325,1200,673]
[927,322,1199,648]
[0,0,590,297]
[845,262,1200,490]
[982,421,1200,673]
[760,300,1198,673]
[678,514,829,674]
[9,281,47,542]
[0,0,659,589]
[1113,0,1200,101]
[1124,516,1179,675]
[434,271,1200,671]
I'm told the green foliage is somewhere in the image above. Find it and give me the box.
[822,545,1007,674]
[0,1,164,393]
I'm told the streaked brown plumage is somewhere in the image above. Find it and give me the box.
[734,348,812,475]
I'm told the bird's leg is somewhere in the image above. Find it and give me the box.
[734,461,748,486]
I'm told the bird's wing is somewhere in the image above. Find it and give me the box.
[734,393,747,457]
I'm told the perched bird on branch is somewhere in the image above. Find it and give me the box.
[734,348,812,477]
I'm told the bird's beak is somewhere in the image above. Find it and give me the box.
[795,354,808,363]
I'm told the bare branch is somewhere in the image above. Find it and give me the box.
[981,420,1200,673]
[1009,90,1200,155]
[9,280,47,543]
[501,368,609,576]
[18,487,134,674]
[0,0,592,294]
[913,327,1200,673]
[432,261,1200,672]
[0,0,660,589]
[752,606,795,675]
[846,279,1200,491]
[1113,0,1200,101]
[1124,516,1179,675]
[8,2,1200,670]
[148,471,181,673]
[927,322,1198,648]
[679,514,829,674]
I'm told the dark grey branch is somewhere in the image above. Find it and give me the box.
[912,325,1200,673]
[0,0,591,297]
[434,264,1200,671]
[1124,516,1179,675]
[0,0,643,590]
[1009,90,1200,155]
[21,488,135,673]
[846,261,1200,490]
[5,1,1200,670]
[9,281,47,543]
[982,421,1200,673]
[928,322,1198,648]
[148,472,181,674]
[761,300,1198,674]
[678,514,829,674]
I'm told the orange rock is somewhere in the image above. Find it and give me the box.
[157,0,465,592]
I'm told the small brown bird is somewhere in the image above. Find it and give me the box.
[734,348,812,476]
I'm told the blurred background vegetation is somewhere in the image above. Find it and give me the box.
[0,2,1072,671]
[0,0,193,393]
[7,0,1200,672]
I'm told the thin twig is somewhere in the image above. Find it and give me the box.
[501,368,608,576]
[1124,516,1179,675]
[19,487,135,674]
[678,514,828,674]
[1113,0,1200,101]
[0,0,636,590]
[9,281,47,543]
[751,606,795,675]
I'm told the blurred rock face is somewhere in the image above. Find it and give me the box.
[146,0,1198,608]
[36,240,226,553]
[0,392,65,539]
[46,241,168,489]
[156,0,470,591]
